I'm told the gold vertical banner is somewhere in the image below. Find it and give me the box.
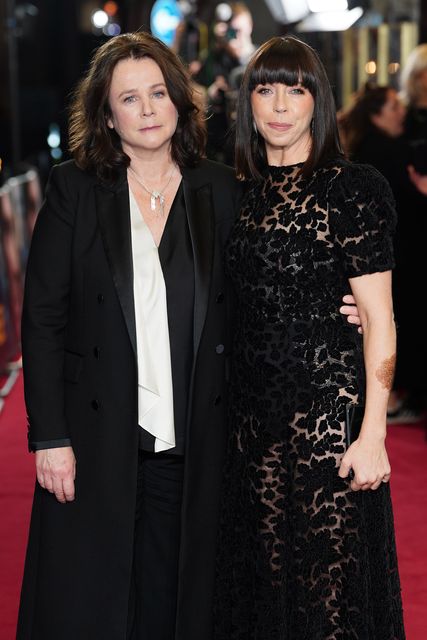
[340,22,418,111]
[357,28,369,88]
[400,22,419,68]
[342,29,354,109]
[377,24,390,85]
[198,21,209,59]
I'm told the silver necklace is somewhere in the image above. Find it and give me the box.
[128,165,176,216]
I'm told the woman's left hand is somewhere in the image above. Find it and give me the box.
[408,164,427,196]
[338,434,391,491]
[340,294,363,334]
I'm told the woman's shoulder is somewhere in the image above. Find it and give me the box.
[322,157,392,197]
[321,156,380,177]
[48,159,97,189]
[324,158,396,233]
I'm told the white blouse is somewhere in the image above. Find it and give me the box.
[129,188,175,452]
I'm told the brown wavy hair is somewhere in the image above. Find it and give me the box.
[69,31,206,182]
[338,83,390,158]
[235,36,343,181]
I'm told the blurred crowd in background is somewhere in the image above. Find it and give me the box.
[1,0,427,423]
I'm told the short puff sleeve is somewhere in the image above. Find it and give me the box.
[328,163,397,278]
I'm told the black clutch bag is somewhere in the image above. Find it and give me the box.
[345,402,364,447]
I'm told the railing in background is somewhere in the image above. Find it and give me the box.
[0,169,41,403]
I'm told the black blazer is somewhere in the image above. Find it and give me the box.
[18,158,241,640]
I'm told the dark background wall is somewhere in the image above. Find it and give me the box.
[1,0,144,178]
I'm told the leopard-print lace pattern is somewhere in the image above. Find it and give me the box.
[214,160,405,640]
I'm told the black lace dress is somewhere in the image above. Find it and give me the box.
[214,159,405,640]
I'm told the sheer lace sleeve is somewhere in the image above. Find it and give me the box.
[328,163,397,277]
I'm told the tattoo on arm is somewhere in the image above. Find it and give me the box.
[375,354,396,390]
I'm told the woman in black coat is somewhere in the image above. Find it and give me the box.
[17,32,240,640]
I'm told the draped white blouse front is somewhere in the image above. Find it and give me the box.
[129,188,175,452]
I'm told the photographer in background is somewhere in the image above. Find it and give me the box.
[197,3,255,162]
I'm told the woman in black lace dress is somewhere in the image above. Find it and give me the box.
[215,36,405,639]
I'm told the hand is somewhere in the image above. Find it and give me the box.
[207,75,229,99]
[338,435,391,491]
[36,446,76,503]
[407,165,427,196]
[340,294,363,334]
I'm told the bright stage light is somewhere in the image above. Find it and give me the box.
[47,124,60,149]
[264,0,309,24]
[216,3,233,21]
[103,1,118,16]
[150,0,183,46]
[91,10,109,29]
[104,23,121,36]
[308,0,348,12]
[297,6,363,31]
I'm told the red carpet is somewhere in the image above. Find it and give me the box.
[387,422,427,639]
[0,375,34,640]
[0,374,426,639]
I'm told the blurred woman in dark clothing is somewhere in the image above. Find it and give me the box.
[400,44,427,175]
[340,82,427,420]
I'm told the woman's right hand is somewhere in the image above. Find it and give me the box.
[36,446,76,503]
[338,433,391,491]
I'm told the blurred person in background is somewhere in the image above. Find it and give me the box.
[340,82,427,422]
[400,43,427,175]
[172,0,208,112]
[197,2,256,162]
[226,2,256,70]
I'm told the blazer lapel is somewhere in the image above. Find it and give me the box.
[94,168,215,361]
[182,170,215,358]
[95,174,137,356]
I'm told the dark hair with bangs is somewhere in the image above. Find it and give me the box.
[235,36,343,181]
[68,31,206,183]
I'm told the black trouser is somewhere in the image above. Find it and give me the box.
[127,450,185,640]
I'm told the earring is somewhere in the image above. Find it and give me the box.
[253,120,258,134]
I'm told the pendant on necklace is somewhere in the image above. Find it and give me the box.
[150,191,165,213]
[150,191,159,211]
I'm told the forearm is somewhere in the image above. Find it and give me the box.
[22,298,69,444]
[21,165,75,444]
[360,313,396,440]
